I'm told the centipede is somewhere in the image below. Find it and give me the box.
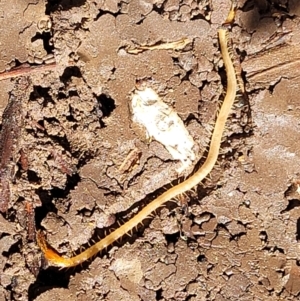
[37,2,238,268]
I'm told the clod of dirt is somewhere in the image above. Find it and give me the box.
[34,288,75,301]
[0,0,48,72]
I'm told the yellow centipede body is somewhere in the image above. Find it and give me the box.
[37,4,238,269]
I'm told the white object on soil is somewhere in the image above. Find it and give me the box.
[131,86,195,173]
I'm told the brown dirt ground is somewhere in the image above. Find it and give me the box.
[0,0,300,300]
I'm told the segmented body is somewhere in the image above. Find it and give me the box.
[37,17,238,268]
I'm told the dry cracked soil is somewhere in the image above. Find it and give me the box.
[0,0,300,300]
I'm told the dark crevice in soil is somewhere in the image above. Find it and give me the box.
[96,93,116,119]
[28,269,70,301]
[155,288,163,300]
[194,184,217,203]
[236,48,248,63]
[296,218,300,241]
[57,91,67,99]
[190,13,209,21]
[27,170,42,184]
[45,0,87,13]
[259,231,268,243]
[9,59,23,68]
[6,204,24,223]
[35,189,58,209]
[152,4,164,15]
[48,134,73,155]
[270,0,289,12]
[229,232,247,242]
[218,64,228,88]
[241,0,292,32]
[94,9,119,22]
[76,152,95,170]
[268,77,282,94]
[31,32,54,55]
[34,202,57,231]
[56,173,81,197]
[181,70,193,82]
[282,199,300,213]
[197,254,207,263]
[165,232,180,244]
[34,173,80,227]
[274,246,285,254]
[3,238,22,258]
[171,56,180,67]
[135,18,146,25]
[263,245,285,255]
[60,66,82,84]
[29,86,53,106]
[242,0,257,12]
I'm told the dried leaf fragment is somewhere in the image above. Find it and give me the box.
[126,38,192,54]
[0,95,23,212]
